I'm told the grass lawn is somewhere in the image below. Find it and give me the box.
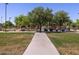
[0,32,34,55]
[47,32,79,55]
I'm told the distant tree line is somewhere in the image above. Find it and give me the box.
[2,7,79,32]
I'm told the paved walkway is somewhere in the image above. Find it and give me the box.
[23,32,59,55]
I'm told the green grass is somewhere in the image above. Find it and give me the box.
[47,32,79,55]
[0,32,34,55]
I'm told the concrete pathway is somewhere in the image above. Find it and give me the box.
[23,32,59,55]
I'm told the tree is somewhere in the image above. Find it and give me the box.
[3,21,14,28]
[44,8,53,28]
[54,11,71,29]
[75,19,79,29]
[71,22,77,31]
[15,15,30,28]
[53,11,71,30]
[28,7,53,32]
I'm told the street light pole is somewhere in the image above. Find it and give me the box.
[4,3,8,31]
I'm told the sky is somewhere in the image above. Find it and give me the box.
[0,3,79,24]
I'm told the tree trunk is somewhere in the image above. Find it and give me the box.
[39,24,42,32]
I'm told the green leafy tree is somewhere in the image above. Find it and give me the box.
[54,11,70,26]
[76,19,79,24]
[15,15,30,28]
[44,8,53,27]
[28,7,53,32]
[3,21,14,28]
[75,19,79,29]
[71,22,77,31]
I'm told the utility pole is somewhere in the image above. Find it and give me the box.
[4,3,8,31]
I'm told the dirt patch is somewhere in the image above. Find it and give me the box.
[58,47,79,55]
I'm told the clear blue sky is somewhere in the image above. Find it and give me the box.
[0,3,79,24]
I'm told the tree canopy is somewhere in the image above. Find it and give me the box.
[76,19,79,26]
[54,11,70,26]
[28,7,53,32]
[3,21,14,28]
[15,15,30,28]
[14,7,74,32]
